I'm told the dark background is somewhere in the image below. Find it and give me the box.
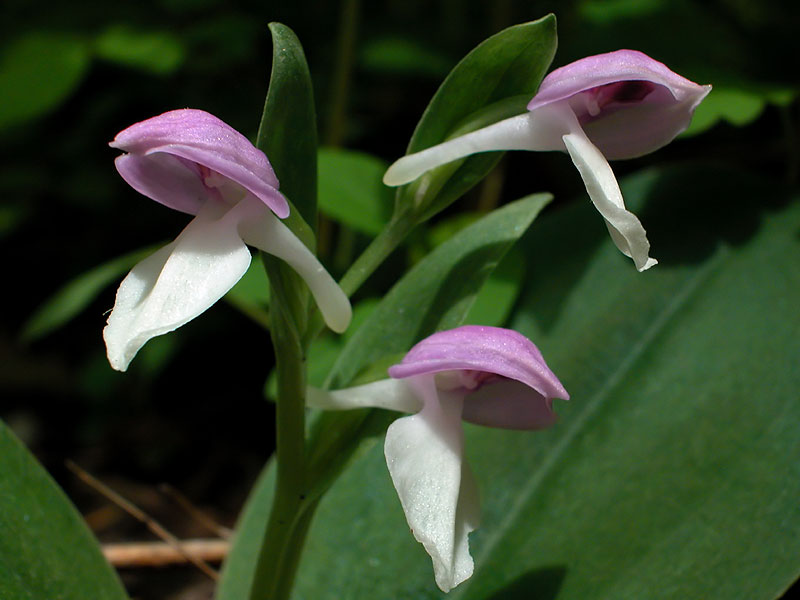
[1,0,798,597]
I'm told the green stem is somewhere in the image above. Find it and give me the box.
[271,499,320,600]
[339,209,415,296]
[248,260,310,600]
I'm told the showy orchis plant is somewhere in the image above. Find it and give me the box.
[99,17,710,600]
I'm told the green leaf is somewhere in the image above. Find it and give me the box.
[216,193,552,600]
[215,462,276,600]
[683,86,798,137]
[327,192,552,388]
[94,25,185,74]
[317,148,392,235]
[285,166,800,599]
[464,246,525,327]
[22,246,157,342]
[257,22,318,232]
[0,421,129,599]
[396,15,557,220]
[0,33,90,130]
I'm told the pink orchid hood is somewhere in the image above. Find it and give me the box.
[389,325,569,429]
[527,49,711,159]
[110,109,290,218]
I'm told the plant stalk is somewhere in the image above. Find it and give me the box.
[248,260,311,600]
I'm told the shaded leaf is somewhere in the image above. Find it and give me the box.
[257,22,318,233]
[22,246,156,342]
[287,166,800,600]
[94,25,185,74]
[0,421,129,600]
[465,247,525,327]
[0,33,90,130]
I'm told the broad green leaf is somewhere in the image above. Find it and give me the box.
[94,25,185,74]
[21,246,156,342]
[318,148,392,235]
[396,15,557,220]
[286,166,800,600]
[0,33,90,130]
[215,194,552,600]
[464,246,525,327]
[0,421,129,599]
[406,15,555,154]
[421,213,525,327]
[256,23,318,339]
[257,22,318,232]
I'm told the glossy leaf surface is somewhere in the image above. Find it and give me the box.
[288,166,800,599]
[396,15,557,220]
[257,22,318,233]
[0,421,129,600]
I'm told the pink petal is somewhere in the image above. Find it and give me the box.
[110,109,289,218]
[388,325,568,402]
[461,378,557,429]
[527,50,710,159]
[114,153,209,215]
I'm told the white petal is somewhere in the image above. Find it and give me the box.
[384,375,478,592]
[237,196,352,333]
[306,378,423,413]
[103,202,252,371]
[562,131,658,271]
[383,110,566,186]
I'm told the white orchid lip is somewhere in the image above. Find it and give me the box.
[307,326,568,591]
[383,50,711,272]
[104,109,352,371]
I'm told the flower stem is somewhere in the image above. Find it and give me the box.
[248,259,311,600]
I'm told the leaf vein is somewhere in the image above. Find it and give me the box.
[455,250,728,599]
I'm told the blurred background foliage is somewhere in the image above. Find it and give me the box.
[1,0,798,595]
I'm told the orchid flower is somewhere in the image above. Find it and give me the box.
[104,109,351,371]
[384,50,711,271]
[308,325,568,591]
